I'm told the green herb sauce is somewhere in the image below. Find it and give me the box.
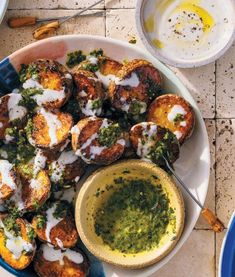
[97,123,121,147]
[66,50,86,68]
[94,178,175,254]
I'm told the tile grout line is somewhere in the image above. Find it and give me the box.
[214,60,218,277]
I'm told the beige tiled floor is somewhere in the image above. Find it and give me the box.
[0,1,234,276]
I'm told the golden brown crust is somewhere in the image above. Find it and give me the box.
[31,109,73,149]
[71,117,126,165]
[108,59,162,115]
[32,215,78,248]
[0,216,36,270]
[98,57,122,76]
[34,245,89,277]
[147,94,195,144]
[73,70,104,117]
[23,59,73,109]
[20,169,51,212]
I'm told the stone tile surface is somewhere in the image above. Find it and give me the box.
[0,2,233,277]
[216,43,235,118]
[155,230,215,277]
[216,119,235,227]
[0,9,105,59]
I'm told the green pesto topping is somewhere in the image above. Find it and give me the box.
[82,62,99,73]
[66,50,86,68]
[129,100,146,115]
[148,130,178,166]
[52,201,71,219]
[19,87,43,111]
[27,226,36,241]
[36,215,46,229]
[173,113,185,123]
[2,208,21,237]
[89,48,104,57]
[144,77,163,101]
[97,123,121,147]
[62,96,81,122]
[91,98,102,110]
[94,178,175,254]
[19,64,39,83]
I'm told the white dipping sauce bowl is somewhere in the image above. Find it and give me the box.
[136,0,235,68]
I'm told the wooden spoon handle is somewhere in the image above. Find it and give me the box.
[8,17,37,28]
[201,208,225,232]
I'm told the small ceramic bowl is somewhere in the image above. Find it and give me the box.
[75,159,185,269]
[136,0,235,68]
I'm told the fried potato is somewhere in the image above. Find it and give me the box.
[108,59,162,115]
[0,94,27,139]
[147,94,195,144]
[48,150,86,188]
[99,56,122,76]
[71,117,126,165]
[0,160,18,200]
[73,70,104,117]
[130,122,180,166]
[20,59,73,109]
[19,168,51,212]
[32,201,78,248]
[30,108,73,149]
[34,244,89,277]
[0,215,36,270]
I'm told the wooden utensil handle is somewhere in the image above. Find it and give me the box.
[201,208,225,232]
[8,17,37,28]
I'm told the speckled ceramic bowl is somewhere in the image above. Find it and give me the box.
[136,0,235,68]
[75,160,185,269]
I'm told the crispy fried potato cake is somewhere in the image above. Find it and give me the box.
[0,160,18,200]
[73,70,104,117]
[130,122,180,166]
[147,94,195,144]
[34,244,89,277]
[30,108,73,149]
[0,214,36,270]
[20,59,73,109]
[71,117,126,165]
[32,201,78,248]
[108,59,162,115]
[0,93,27,139]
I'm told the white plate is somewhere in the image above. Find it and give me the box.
[0,0,8,25]
[7,35,210,276]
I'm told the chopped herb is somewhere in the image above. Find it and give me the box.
[53,201,71,219]
[61,96,81,122]
[98,123,122,147]
[66,50,86,68]
[82,62,99,72]
[89,48,104,57]
[91,98,102,110]
[36,215,46,229]
[27,226,36,241]
[18,87,43,111]
[2,208,21,237]
[173,113,184,123]
[19,64,39,83]
[32,199,40,211]
[129,100,146,115]
[144,77,163,101]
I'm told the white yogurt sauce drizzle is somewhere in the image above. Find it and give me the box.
[116,72,140,87]
[167,105,187,122]
[33,149,47,176]
[23,79,66,106]
[174,130,183,139]
[134,123,157,157]
[0,220,34,259]
[95,71,118,88]
[0,160,17,197]
[50,150,78,183]
[40,108,62,147]
[42,244,83,265]
[81,99,102,117]
[45,204,63,243]
[54,187,76,203]
[7,93,27,122]
[0,122,3,128]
